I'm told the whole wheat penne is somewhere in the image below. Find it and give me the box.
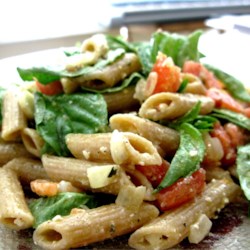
[3,157,48,184]
[139,92,215,121]
[66,131,162,166]
[66,133,113,163]
[0,168,34,230]
[41,154,134,195]
[0,141,33,166]
[128,178,241,250]
[21,128,44,157]
[1,90,27,141]
[65,34,108,72]
[181,73,207,95]
[110,130,162,166]
[71,53,141,90]
[110,113,180,157]
[33,202,159,250]
[103,85,140,114]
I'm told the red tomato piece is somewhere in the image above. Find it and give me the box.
[148,52,181,94]
[210,122,240,166]
[135,160,170,188]
[206,88,244,114]
[183,61,223,89]
[155,168,206,211]
[36,80,63,95]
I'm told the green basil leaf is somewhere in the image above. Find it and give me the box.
[170,101,201,127]
[177,78,189,93]
[151,30,203,67]
[205,64,250,103]
[136,42,153,76]
[34,92,108,156]
[17,48,125,84]
[212,109,250,131]
[29,192,97,228]
[236,144,250,201]
[106,34,136,52]
[155,123,205,192]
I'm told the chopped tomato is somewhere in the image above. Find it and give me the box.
[183,61,223,89]
[207,88,244,114]
[210,122,245,166]
[36,80,63,95]
[156,168,206,211]
[135,160,170,188]
[148,52,181,94]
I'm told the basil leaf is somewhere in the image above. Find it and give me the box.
[29,192,97,228]
[0,86,7,125]
[155,123,205,192]
[212,109,250,131]
[205,64,250,103]
[106,34,136,52]
[192,115,217,131]
[170,101,201,127]
[136,42,153,76]
[151,30,203,67]
[34,92,108,156]
[236,144,250,201]
[17,48,125,84]
[80,72,143,94]
[177,78,189,93]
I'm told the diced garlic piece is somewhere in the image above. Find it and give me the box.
[87,165,119,189]
[188,214,212,244]
[116,185,146,211]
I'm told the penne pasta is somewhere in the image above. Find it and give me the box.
[41,154,134,195]
[66,131,162,166]
[0,141,33,166]
[1,90,27,141]
[0,168,34,230]
[3,157,48,184]
[128,178,241,250]
[21,128,44,157]
[180,73,207,95]
[103,85,140,114]
[33,202,159,250]
[70,53,141,90]
[110,130,162,166]
[139,92,215,121]
[66,133,113,163]
[110,113,180,157]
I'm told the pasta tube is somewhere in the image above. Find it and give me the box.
[128,178,241,250]
[21,128,44,157]
[66,131,162,166]
[1,90,27,141]
[110,130,162,166]
[110,113,180,157]
[0,141,33,166]
[33,202,159,250]
[3,157,48,184]
[0,168,34,230]
[139,92,215,121]
[41,154,134,195]
[71,53,141,90]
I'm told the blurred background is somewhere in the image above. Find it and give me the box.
[0,0,250,85]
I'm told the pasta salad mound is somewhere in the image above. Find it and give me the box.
[0,30,249,250]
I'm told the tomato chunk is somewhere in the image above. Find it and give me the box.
[183,61,223,89]
[36,80,63,95]
[206,88,244,114]
[156,168,206,211]
[148,52,181,94]
[210,122,245,166]
[135,160,170,188]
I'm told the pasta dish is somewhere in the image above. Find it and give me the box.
[0,30,249,250]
